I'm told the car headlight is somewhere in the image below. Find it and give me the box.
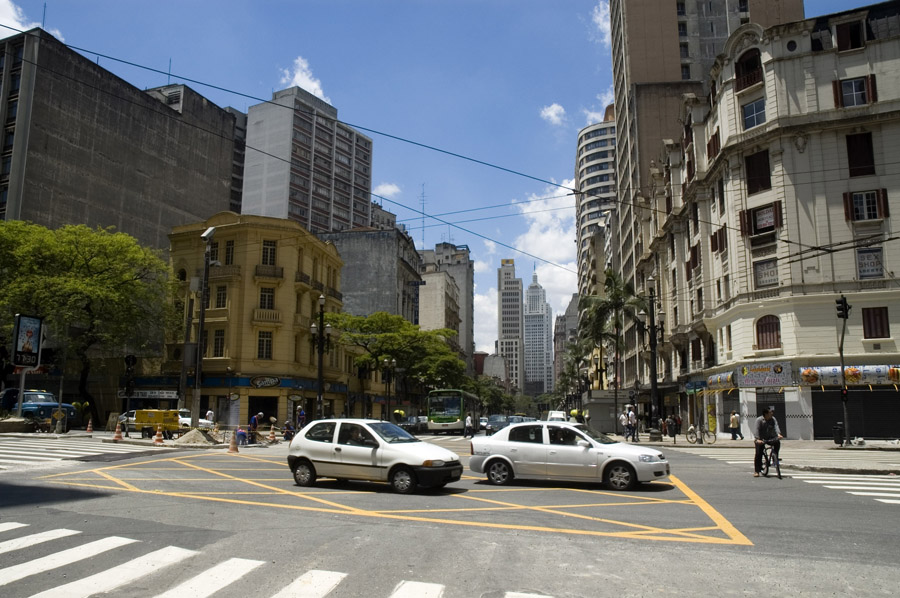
[422,459,445,467]
[639,454,661,463]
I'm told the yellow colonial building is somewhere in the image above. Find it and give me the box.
[165,212,384,429]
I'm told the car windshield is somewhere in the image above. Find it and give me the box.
[367,422,419,443]
[24,393,56,403]
[573,424,617,445]
[488,415,507,423]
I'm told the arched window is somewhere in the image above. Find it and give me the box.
[735,48,762,91]
[177,268,187,281]
[756,315,781,349]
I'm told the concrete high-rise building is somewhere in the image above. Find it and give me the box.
[224,107,247,214]
[575,105,617,299]
[241,86,377,233]
[608,0,804,395]
[524,271,553,396]
[0,30,234,249]
[497,259,524,393]
[419,243,475,374]
[419,270,462,358]
[553,294,579,387]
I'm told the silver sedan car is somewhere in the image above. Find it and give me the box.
[469,421,670,490]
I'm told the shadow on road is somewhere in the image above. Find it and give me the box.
[0,480,113,508]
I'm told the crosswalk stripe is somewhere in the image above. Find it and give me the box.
[155,557,265,598]
[876,499,900,504]
[506,593,554,598]
[0,523,28,534]
[0,536,137,587]
[29,545,197,598]
[0,529,81,555]
[824,486,900,491]
[847,492,900,498]
[389,580,445,597]
[270,569,347,598]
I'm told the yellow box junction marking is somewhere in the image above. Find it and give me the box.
[41,454,751,545]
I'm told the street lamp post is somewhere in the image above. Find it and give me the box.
[639,277,662,439]
[193,226,215,428]
[382,358,396,421]
[310,294,332,421]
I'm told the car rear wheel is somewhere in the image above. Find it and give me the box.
[293,460,317,487]
[390,466,417,494]
[486,459,513,485]
[605,462,637,491]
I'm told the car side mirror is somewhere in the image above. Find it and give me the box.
[577,440,591,448]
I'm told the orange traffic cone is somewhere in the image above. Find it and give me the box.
[267,424,277,443]
[228,430,239,454]
[86,418,93,434]
[153,425,164,446]
[112,422,124,442]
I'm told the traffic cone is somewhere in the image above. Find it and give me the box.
[112,422,123,442]
[267,424,277,443]
[86,418,93,434]
[153,425,164,446]
[228,430,239,454]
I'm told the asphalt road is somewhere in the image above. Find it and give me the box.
[0,434,897,597]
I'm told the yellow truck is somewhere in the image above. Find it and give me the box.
[133,409,180,438]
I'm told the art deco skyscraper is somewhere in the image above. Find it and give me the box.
[497,259,524,393]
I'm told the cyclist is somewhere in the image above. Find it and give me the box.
[753,407,783,477]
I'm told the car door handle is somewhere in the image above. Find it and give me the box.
[334,447,342,452]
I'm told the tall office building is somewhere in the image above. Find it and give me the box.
[497,259,525,393]
[419,243,476,374]
[0,30,234,249]
[242,86,376,233]
[524,271,553,396]
[608,0,804,390]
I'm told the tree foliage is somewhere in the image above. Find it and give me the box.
[0,221,178,422]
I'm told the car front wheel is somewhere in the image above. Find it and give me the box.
[486,459,513,485]
[293,460,317,487]
[605,462,637,491]
[390,466,417,494]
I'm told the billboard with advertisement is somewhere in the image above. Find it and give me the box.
[12,314,42,368]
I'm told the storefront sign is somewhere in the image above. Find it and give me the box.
[737,362,792,387]
[799,365,900,386]
[706,371,735,390]
[251,376,281,388]
[116,389,178,399]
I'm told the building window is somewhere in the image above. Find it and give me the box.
[735,49,762,91]
[756,315,781,349]
[262,240,277,266]
[836,21,865,52]
[212,330,225,358]
[844,190,889,221]
[680,43,689,58]
[847,133,875,177]
[744,150,771,194]
[753,259,778,288]
[678,22,687,37]
[224,240,234,265]
[259,287,275,310]
[214,285,226,309]
[257,331,273,360]
[676,2,686,16]
[857,248,883,279]
[742,97,766,129]
[835,76,876,108]
[681,65,691,80]
[209,241,219,263]
[862,307,890,339]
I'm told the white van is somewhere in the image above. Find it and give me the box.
[547,410,567,421]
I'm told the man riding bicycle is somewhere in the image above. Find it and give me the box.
[753,407,783,477]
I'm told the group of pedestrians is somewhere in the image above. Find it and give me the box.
[618,405,640,442]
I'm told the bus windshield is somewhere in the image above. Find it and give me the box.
[428,394,461,416]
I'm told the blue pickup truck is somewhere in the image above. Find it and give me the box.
[0,389,78,432]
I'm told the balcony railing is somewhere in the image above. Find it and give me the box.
[252,308,282,324]
[205,265,241,279]
[735,68,762,92]
[255,264,284,279]
[295,271,311,285]
[326,286,343,301]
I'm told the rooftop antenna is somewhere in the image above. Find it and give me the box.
[42,3,46,28]
[167,58,172,85]
[420,184,426,248]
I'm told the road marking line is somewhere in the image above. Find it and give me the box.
[0,529,81,555]
[155,557,265,598]
[0,536,137,587]
[822,485,900,491]
[389,580,445,597]
[270,569,347,598]
[0,523,27,534]
[29,545,198,597]
[847,492,900,498]
[875,499,900,504]
[506,593,554,598]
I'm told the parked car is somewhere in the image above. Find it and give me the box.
[3,390,78,432]
[469,421,670,491]
[287,418,463,494]
[400,415,428,434]
[177,409,213,429]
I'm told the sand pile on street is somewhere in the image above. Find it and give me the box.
[174,428,216,445]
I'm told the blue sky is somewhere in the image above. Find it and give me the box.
[0,0,873,354]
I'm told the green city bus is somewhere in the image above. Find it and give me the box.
[426,389,479,434]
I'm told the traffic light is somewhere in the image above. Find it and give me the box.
[835,295,851,319]
[840,388,849,402]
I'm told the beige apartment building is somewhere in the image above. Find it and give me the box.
[641,2,900,438]
[606,0,804,420]
[163,212,390,428]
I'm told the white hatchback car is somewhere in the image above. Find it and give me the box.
[469,421,669,491]
[287,419,463,494]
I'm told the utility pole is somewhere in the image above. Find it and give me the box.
[836,295,851,446]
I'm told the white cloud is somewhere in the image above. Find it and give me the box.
[540,103,566,126]
[280,56,330,104]
[373,182,401,199]
[583,86,615,125]
[591,1,611,48]
[482,239,497,255]
[474,288,498,353]
[0,0,63,40]
[473,260,491,274]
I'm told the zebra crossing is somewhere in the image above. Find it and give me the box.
[791,473,900,506]
[0,436,171,468]
[0,522,553,598]
[667,445,900,470]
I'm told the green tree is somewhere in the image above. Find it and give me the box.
[0,222,178,424]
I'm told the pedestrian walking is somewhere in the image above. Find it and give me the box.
[619,409,629,438]
[296,407,306,429]
[628,406,639,442]
[206,408,214,423]
[464,413,473,438]
[730,411,744,440]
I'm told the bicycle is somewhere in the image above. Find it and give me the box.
[760,439,782,479]
[685,423,717,444]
